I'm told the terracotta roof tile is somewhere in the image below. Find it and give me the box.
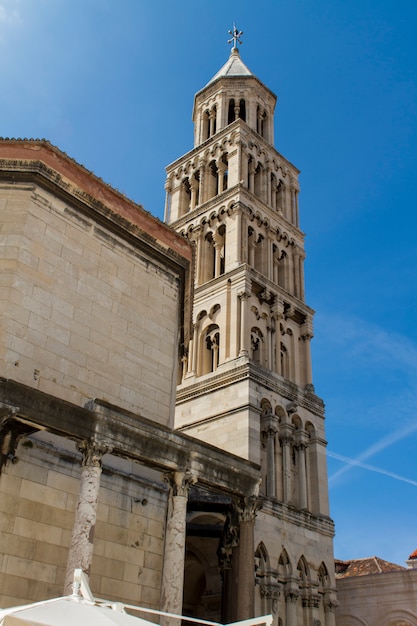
[335,556,405,578]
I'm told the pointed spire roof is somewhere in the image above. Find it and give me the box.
[205,47,254,87]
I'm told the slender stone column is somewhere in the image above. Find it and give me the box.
[248,160,255,193]
[234,496,263,621]
[190,177,198,211]
[217,160,227,194]
[280,431,292,503]
[64,438,111,594]
[209,108,216,137]
[297,442,308,509]
[301,321,314,386]
[214,232,223,278]
[160,470,196,621]
[262,418,277,498]
[238,291,250,356]
[235,207,242,264]
[198,160,206,205]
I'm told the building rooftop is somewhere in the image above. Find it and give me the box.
[335,556,405,578]
[205,47,253,86]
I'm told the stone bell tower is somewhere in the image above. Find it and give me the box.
[165,30,337,625]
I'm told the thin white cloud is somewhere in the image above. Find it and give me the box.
[315,311,417,373]
[329,419,417,485]
[0,2,20,24]
[328,450,417,487]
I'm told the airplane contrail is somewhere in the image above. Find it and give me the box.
[329,420,417,483]
[328,451,417,487]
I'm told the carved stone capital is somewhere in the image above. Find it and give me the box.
[77,438,112,468]
[234,495,263,523]
[163,470,197,497]
[260,583,280,613]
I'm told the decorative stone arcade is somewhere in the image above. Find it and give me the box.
[166,29,337,626]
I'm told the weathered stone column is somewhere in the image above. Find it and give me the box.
[285,582,300,626]
[324,593,338,626]
[235,496,263,621]
[260,583,280,617]
[160,470,196,621]
[64,438,111,594]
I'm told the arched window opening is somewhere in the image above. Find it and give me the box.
[251,328,264,364]
[219,154,228,192]
[203,110,210,141]
[239,99,246,121]
[211,105,217,136]
[278,251,287,289]
[217,224,226,276]
[254,163,263,199]
[254,233,264,274]
[280,343,289,379]
[202,324,220,374]
[248,227,256,267]
[257,106,265,136]
[207,160,218,200]
[228,99,235,125]
[202,232,215,283]
[318,562,329,589]
[179,177,191,216]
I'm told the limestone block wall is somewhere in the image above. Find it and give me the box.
[254,506,336,625]
[335,568,417,626]
[0,183,180,425]
[0,433,167,608]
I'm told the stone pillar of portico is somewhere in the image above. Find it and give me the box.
[285,582,300,626]
[324,593,338,626]
[64,438,111,594]
[235,496,263,621]
[160,470,196,621]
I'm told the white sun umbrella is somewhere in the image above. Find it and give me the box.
[0,596,158,626]
[0,570,159,626]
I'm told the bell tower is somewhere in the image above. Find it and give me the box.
[165,31,336,623]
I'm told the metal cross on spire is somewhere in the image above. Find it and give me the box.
[227,23,243,49]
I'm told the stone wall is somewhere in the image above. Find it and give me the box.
[0,432,167,607]
[0,182,181,425]
[336,568,417,625]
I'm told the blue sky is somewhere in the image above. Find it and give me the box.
[1,0,416,566]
